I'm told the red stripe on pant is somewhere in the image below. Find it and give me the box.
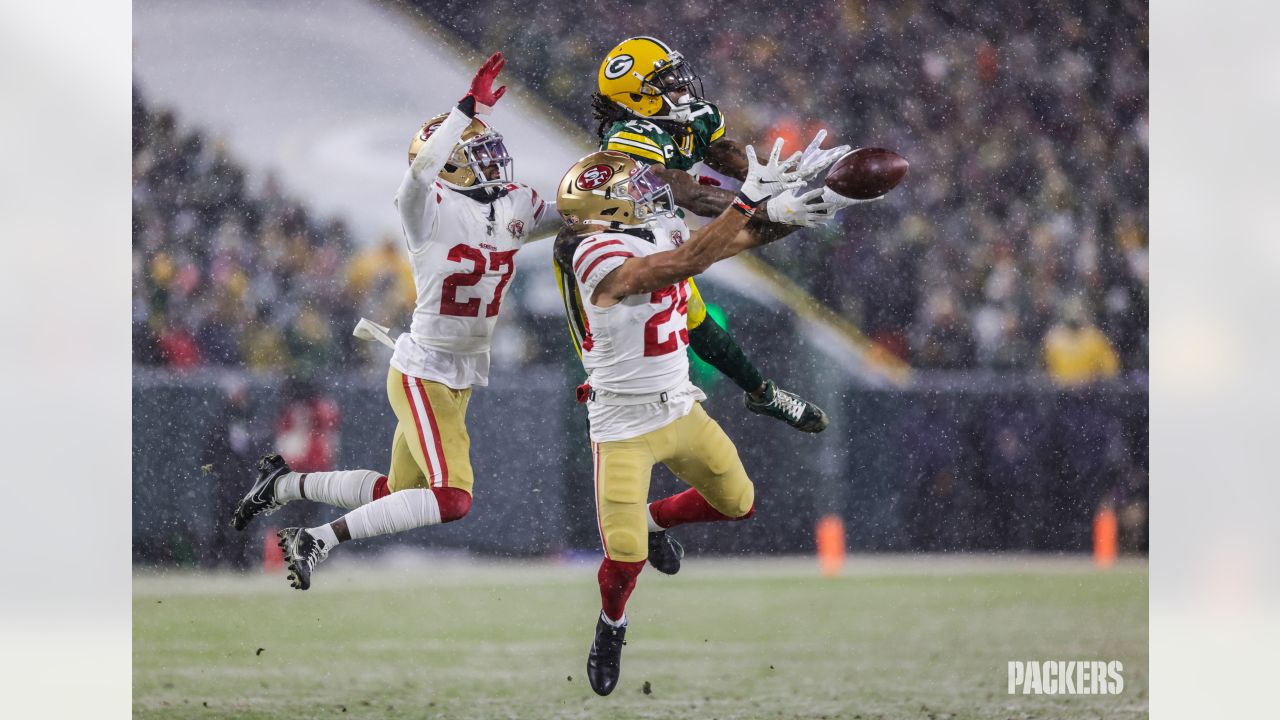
[649,488,756,529]
[419,384,449,487]
[401,374,437,482]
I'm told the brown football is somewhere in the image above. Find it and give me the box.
[824,148,909,200]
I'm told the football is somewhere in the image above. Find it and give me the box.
[824,147,909,200]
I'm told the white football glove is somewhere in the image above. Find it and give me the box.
[766,187,838,227]
[820,186,884,209]
[739,138,805,205]
[795,129,852,182]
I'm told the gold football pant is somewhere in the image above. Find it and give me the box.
[385,367,474,495]
[592,403,753,562]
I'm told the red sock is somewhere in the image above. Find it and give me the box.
[371,478,470,522]
[433,487,472,523]
[649,488,755,529]
[598,558,644,622]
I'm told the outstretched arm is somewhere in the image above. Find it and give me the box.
[396,52,508,250]
[592,139,801,305]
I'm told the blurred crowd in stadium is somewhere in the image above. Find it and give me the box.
[431,0,1148,377]
[134,0,1146,382]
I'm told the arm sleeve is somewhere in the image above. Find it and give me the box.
[603,126,669,165]
[573,237,634,300]
[395,106,473,252]
[705,104,727,143]
[526,194,562,243]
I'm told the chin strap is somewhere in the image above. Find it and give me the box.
[609,224,656,243]
[452,184,510,204]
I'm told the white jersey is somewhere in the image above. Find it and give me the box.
[571,214,706,442]
[390,107,558,389]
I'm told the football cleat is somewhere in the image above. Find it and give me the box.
[277,527,329,591]
[745,380,829,433]
[230,454,291,531]
[647,530,684,575]
[587,612,628,696]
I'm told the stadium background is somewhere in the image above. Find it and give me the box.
[132,0,1147,566]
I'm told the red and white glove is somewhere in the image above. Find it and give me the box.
[460,52,507,115]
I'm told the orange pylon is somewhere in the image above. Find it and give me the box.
[816,514,846,577]
[1093,508,1118,568]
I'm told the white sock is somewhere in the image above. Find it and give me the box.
[342,488,442,540]
[601,611,627,627]
[307,522,339,548]
[646,504,661,532]
[277,470,382,509]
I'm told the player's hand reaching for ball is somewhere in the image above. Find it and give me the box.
[738,138,804,206]
[462,52,507,113]
[795,129,852,181]
[767,187,838,227]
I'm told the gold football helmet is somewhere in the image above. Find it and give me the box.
[598,36,703,121]
[557,151,675,227]
[407,112,513,189]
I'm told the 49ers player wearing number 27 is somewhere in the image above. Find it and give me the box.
[554,140,827,696]
[229,52,563,590]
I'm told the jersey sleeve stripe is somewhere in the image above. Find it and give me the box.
[612,131,664,149]
[577,251,633,283]
[709,125,726,142]
[605,139,665,163]
[573,239,624,273]
[534,200,546,221]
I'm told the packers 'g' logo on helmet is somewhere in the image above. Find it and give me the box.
[598,37,703,121]
[603,54,634,80]
[575,164,615,190]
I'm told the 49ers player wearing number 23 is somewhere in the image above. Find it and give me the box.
[554,140,827,695]
[229,52,563,590]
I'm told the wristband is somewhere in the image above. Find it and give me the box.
[456,95,478,118]
[733,191,762,217]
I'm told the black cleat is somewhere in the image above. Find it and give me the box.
[745,380,829,433]
[230,454,291,531]
[587,612,627,696]
[277,527,329,591]
[647,530,684,575]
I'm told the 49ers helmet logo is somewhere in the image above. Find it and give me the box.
[420,121,442,142]
[576,164,615,191]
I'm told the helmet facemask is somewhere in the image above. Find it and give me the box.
[640,51,704,122]
[445,131,514,189]
[613,163,675,224]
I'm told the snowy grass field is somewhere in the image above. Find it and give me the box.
[133,555,1147,719]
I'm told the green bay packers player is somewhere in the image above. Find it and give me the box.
[230,53,563,590]
[559,36,863,433]
[555,142,821,695]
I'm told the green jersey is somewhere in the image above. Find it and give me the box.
[601,101,727,172]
